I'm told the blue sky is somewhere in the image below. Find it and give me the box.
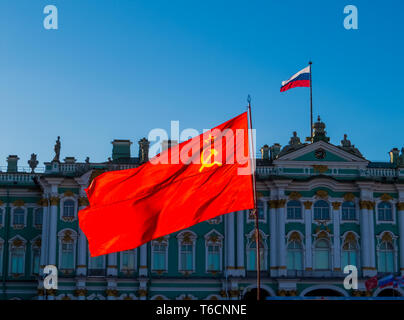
[0,0,403,169]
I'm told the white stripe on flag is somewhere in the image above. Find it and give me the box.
[281,66,310,86]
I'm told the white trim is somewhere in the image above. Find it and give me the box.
[87,293,106,300]
[204,229,223,273]
[150,294,169,300]
[151,236,169,273]
[57,228,78,272]
[242,284,276,297]
[286,230,305,271]
[300,285,349,297]
[312,237,333,271]
[177,230,197,274]
[60,197,78,222]
[119,248,137,273]
[246,229,268,271]
[376,231,398,273]
[30,235,41,276]
[375,199,397,225]
[286,200,304,222]
[8,235,27,276]
[10,206,27,229]
[32,207,44,229]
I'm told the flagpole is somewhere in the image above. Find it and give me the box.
[247,95,261,301]
[309,61,313,140]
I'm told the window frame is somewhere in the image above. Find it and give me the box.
[60,198,78,222]
[313,200,331,221]
[286,200,303,221]
[313,239,332,271]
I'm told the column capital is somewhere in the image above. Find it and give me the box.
[49,197,60,206]
[269,200,278,209]
[332,202,341,210]
[397,202,404,211]
[78,197,89,207]
[360,200,374,210]
[37,198,49,207]
[303,201,313,210]
[277,199,287,208]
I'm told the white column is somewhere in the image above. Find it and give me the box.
[76,197,88,276]
[236,210,245,276]
[398,203,404,276]
[269,200,278,276]
[48,196,59,266]
[304,201,313,271]
[360,201,371,276]
[226,212,235,275]
[139,243,148,277]
[107,253,118,276]
[367,202,376,275]
[39,201,49,273]
[277,199,287,276]
[332,202,341,271]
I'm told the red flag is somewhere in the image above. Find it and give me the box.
[79,112,254,257]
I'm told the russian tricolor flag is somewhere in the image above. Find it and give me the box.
[280,65,311,92]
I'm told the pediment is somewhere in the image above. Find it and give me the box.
[274,141,368,165]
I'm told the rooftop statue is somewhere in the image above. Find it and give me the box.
[52,136,61,162]
[28,153,38,173]
[341,134,352,147]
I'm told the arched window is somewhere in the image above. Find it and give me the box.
[121,250,136,272]
[341,202,356,221]
[9,237,26,275]
[13,208,25,226]
[62,200,75,219]
[287,233,303,270]
[59,230,77,271]
[152,238,168,272]
[178,231,196,272]
[377,235,395,273]
[314,239,331,270]
[341,233,358,268]
[205,231,223,272]
[246,232,267,271]
[31,237,41,275]
[287,201,302,220]
[378,202,393,221]
[314,200,330,220]
[34,208,43,227]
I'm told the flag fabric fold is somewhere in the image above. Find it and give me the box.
[280,65,311,92]
[79,112,254,257]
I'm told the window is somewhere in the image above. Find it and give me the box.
[287,238,303,270]
[314,239,330,270]
[34,208,43,226]
[0,243,3,275]
[61,243,74,269]
[341,202,356,221]
[63,200,75,218]
[341,234,358,268]
[177,231,196,272]
[152,241,168,271]
[32,248,40,275]
[207,244,220,272]
[0,208,3,225]
[180,244,193,271]
[121,250,136,271]
[378,202,393,221]
[314,200,330,220]
[378,240,394,273]
[287,201,302,220]
[10,248,25,274]
[13,208,25,226]
[246,232,267,271]
[88,255,105,276]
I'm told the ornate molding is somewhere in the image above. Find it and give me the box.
[105,289,119,297]
[49,197,60,206]
[13,200,25,207]
[277,199,286,208]
[315,190,328,199]
[288,192,302,200]
[303,201,313,210]
[381,232,393,243]
[313,165,328,174]
[268,200,277,209]
[332,202,341,210]
[77,197,89,207]
[289,231,301,242]
[74,289,87,297]
[46,289,57,296]
[138,289,148,297]
[316,230,330,239]
[63,190,75,197]
[359,200,375,210]
[380,193,393,201]
[37,198,48,207]
[397,202,404,211]
[343,193,355,202]
[0,200,4,206]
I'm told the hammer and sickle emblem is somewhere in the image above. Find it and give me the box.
[199,135,222,172]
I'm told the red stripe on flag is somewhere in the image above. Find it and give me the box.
[280,79,310,92]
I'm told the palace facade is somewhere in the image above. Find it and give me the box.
[1,118,404,300]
